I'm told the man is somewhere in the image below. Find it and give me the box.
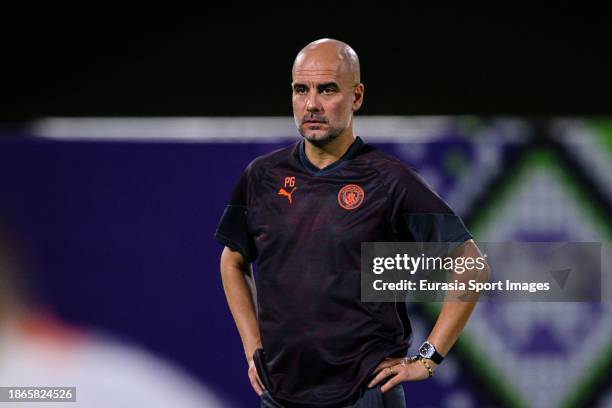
[215,38,488,407]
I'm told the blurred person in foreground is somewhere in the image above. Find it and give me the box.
[215,38,489,407]
[0,220,228,408]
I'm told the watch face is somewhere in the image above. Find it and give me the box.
[419,342,434,358]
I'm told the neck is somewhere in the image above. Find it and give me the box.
[304,128,356,169]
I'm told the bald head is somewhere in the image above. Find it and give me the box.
[291,38,364,148]
[293,38,360,84]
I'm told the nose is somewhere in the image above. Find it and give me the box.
[306,90,322,113]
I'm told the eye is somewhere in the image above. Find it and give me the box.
[322,86,336,95]
[294,85,307,95]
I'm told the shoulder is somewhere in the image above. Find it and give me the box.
[244,143,297,177]
[358,142,444,205]
[357,143,422,181]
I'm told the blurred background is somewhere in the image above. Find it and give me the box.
[1,8,611,408]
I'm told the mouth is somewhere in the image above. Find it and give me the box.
[303,115,326,125]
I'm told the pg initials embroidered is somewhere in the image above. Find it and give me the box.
[278,177,297,204]
[284,177,295,188]
[338,184,364,210]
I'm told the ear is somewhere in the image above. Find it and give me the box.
[352,83,364,112]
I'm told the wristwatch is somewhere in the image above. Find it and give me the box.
[418,341,444,364]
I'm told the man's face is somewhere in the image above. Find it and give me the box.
[292,55,362,147]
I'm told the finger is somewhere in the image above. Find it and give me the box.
[372,363,390,374]
[249,372,265,396]
[373,359,401,374]
[380,375,402,393]
[255,372,266,391]
[250,378,264,396]
[368,366,396,388]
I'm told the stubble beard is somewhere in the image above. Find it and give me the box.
[299,128,341,148]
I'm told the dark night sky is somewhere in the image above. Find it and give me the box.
[3,7,611,121]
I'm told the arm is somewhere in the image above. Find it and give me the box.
[426,239,489,361]
[370,239,490,392]
[220,246,265,395]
